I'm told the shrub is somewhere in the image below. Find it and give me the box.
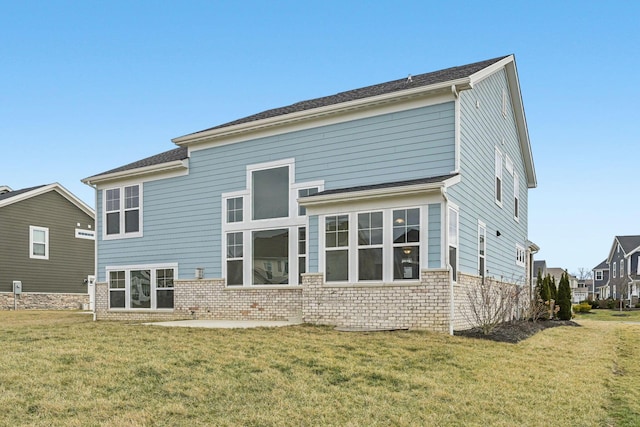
[635,303,640,309]
[589,300,599,309]
[557,272,572,320]
[573,302,591,313]
[607,299,616,310]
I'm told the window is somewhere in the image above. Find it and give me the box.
[298,187,318,216]
[325,215,349,282]
[637,257,640,275]
[502,88,508,118]
[108,266,176,310]
[252,166,289,220]
[514,174,520,221]
[613,262,617,278]
[324,208,422,283]
[505,155,514,175]
[448,207,459,281]
[298,227,306,283]
[226,232,243,286]
[253,229,289,285]
[393,208,420,280]
[226,197,243,223]
[621,260,624,278]
[516,244,526,267]
[104,184,141,238]
[478,222,486,277]
[30,226,49,259]
[358,212,383,281]
[595,270,603,281]
[495,148,503,205]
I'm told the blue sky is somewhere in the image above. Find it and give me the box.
[2,1,638,274]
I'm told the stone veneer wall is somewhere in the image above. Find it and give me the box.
[94,279,303,322]
[301,270,452,332]
[0,292,89,310]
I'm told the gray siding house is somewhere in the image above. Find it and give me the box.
[83,55,536,333]
[592,259,609,300]
[0,184,95,309]
[606,236,640,305]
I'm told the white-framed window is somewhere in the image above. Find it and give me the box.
[107,264,176,310]
[323,207,421,283]
[226,232,244,286]
[514,174,520,221]
[478,221,486,277]
[595,270,603,281]
[325,214,350,282]
[613,262,617,278]
[221,159,323,286]
[495,147,503,206]
[104,184,142,239]
[29,225,49,260]
[505,155,514,175]
[448,206,459,281]
[637,256,640,275]
[621,259,624,278]
[516,244,526,267]
[226,197,244,223]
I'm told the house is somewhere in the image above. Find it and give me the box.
[82,54,537,333]
[606,236,640,306]
[533,260,547,278]
[0,184,95,309]
[592,259,609,299]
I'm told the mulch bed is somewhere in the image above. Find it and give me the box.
[455,320,580,344]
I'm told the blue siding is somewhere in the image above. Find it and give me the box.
[447,69,529,283]
[97,102,456,280]
[428,203,441,268]
[308,215,319,272]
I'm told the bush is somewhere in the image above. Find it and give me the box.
[573,302,591,313]
[589,300,599,309]
[635,303,640,309]
[607,299,616,310]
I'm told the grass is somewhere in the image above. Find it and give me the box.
[0,311,639,426]
[575,308,640,322]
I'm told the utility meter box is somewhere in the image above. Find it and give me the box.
[13,281,22,294]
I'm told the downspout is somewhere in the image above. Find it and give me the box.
[441,186,454,336]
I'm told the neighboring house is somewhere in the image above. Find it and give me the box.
[546,267,585,303]
[0,184,95,309]
[83,54,537,333]
[533,260,547,278]
[578,278,594,300]
[606,236,640,306]
[592,259,609,300]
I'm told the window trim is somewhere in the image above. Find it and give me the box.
[106,263,177,310]
[221,159,323,287]
[621,259,624,278]
[448,205,459,282]
[29,225,49,260]
[513,173,520,221]
[478,221,486,277]
[595,270,603,281]
[515,243,526,267]
[102,183,143,240]
[495,147,503,206]
[613,262,617,278]
[321,206,424,284]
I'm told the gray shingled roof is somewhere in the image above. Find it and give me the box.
[185,55,510,136]
[0,185,46,202]
[88,55,509,180]
[617,235,640,254]
[86,147,188,180]
[305,174,458,198]
[593,259,608,270]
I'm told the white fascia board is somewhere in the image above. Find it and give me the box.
[0,183,95,218]
[172,78,472,147]
[82,159,189,187]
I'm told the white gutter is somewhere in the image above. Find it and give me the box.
[82,159,188,186]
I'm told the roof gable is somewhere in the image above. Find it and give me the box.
[607,235,640,263]
[0,183,94,218]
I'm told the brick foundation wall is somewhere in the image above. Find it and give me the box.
[94,279,303,322]
[453,273,531,331]
[301,270,451,333]
[0,292,89,310]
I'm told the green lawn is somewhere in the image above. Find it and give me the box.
[575,308,640,322]
[0,311,639,426]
